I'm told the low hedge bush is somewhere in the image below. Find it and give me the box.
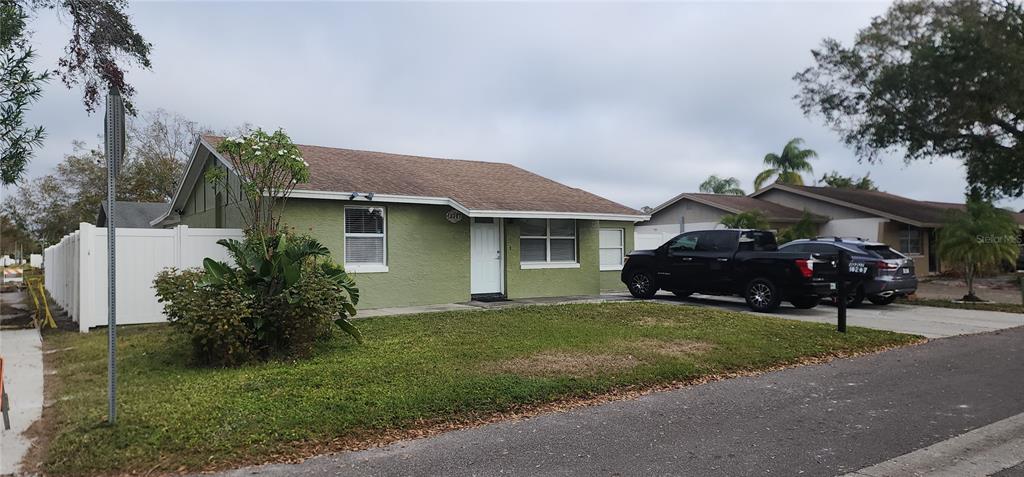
[153,233,361,366]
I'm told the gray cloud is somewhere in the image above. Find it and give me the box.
[14,1,1023,212]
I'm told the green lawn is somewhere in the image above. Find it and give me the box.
[43,302,920,475]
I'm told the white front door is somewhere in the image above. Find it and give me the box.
[471,219,503,294]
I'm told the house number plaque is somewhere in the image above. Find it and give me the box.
[446,209,464,223]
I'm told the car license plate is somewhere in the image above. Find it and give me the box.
[829,282,837,290]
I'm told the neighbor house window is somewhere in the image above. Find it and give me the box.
[345,207,387,272]
[898,224,922,255]
[599,228,625,270]
[520,219,577,266]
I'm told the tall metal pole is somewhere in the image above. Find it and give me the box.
[104,87,125,424]
[837,250,848,333]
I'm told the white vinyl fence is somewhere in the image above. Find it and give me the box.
[44,223,244,332]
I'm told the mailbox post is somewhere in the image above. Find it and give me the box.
[836,250,848,333]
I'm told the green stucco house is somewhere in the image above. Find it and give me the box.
[151,136,648,309]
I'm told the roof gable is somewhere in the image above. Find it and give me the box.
[651,192,825,223]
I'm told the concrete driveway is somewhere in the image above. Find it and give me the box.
[359,291,1022,340]
[635,292,1024,339]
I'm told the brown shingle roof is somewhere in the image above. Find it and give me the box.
[922,201,1024,226]
[757,185,1024,226]
[202,136,641,217]
[652,192,826,223]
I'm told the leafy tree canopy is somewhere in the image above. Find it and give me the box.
[3,110,206,245]
[0,0,151,184]
[819,171,878,190]
[1,1,49,184]
[795,0,1024,199]
[699,175,745,195]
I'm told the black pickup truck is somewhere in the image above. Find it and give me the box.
[621,229,836,312]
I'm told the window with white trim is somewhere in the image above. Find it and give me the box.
[599,228,625,270]
[898,224,922,255]
[520,219,576,263]
[345,207,386,270]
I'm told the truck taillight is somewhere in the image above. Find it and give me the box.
[795,258,814,278]
[876,261,897,270]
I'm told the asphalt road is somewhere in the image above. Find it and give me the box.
[218,326,1024,477]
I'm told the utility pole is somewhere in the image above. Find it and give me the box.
[104,87,125,424]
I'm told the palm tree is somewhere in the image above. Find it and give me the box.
[754,138,818,190]
[936,199,1020,301]
[699,175,745,195]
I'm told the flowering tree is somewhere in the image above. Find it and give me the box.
[205,128,309,242]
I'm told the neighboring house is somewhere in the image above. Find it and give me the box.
[641,184,1024,275]
[96,201,169,228]
[750,184,1024,274]
[634,193,827,249]
[151,136,648,308]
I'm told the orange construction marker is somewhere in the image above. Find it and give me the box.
[1,357,9,430]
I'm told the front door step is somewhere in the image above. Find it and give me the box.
[470,293,508,303]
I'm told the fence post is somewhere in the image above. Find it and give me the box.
[78,223,95,333]
[175,225,188,269]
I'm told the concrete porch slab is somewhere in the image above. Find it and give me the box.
[356,303,480,319]
[466,294,631,309]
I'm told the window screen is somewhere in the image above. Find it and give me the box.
[345,208,386,266]
[600,228,625,268]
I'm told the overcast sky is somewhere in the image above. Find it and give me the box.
[14,1,1024,211]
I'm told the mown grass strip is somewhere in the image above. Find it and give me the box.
[41,302,920,475]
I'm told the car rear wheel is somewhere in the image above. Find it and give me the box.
[627,271,658,299]
[868,295,896,306]
[744,278,781,313]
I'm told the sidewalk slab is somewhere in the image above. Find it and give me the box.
[0,328,44,476]
[843,411,1024,476]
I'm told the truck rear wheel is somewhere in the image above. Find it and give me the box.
[745,278,781,313]
[627,271,658,299]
